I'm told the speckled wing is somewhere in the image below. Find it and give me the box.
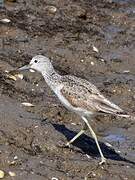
[60,75,124,115]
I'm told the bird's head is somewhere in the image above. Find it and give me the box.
[19,55,53,73]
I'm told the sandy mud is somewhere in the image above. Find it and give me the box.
[0,0,135,179]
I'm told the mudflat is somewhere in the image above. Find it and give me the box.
[0,0,135,179]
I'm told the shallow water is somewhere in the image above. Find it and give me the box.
[104,133,126,143]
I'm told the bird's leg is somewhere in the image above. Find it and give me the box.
[66,123,87,147]
[82,116,106,165]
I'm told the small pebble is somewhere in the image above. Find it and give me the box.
[14,156,18,160]
[86,154,91,159]
[21,102,35,107]
[80,59,84,62]
[9,171,16,177]
[105,142,112,147]
[40,161,44,164]
[47,6,57,13]
[90,61,94,66]
[100,59,105,62]
[92,46,99,53]
[17,74,23,80]
[0,18,11,23]
[7,74,17,81]
[71,122,76,125]
[9,160,16,165]
[34,125,38,128]
[51,177,59,180]
[92,172,96,177]
[117,150,121,153]
[123,70,130,73]
[29,69,35,72]
[0,170,4,179]
[6,71,23,81]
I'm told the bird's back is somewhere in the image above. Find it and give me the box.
[59,75,125,116]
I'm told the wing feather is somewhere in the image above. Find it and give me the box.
[60,75,124,115]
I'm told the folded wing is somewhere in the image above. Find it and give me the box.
[61,75,126,116]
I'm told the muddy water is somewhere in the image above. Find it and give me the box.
[0,0,135,179]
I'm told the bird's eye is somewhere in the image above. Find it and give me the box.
[34,60,38,63]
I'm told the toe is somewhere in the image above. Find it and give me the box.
[65,142,71,147]
[99,157,106,165]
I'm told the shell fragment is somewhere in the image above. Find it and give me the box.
[21,102,35,107]
[92,46,99,53]
[0,170,4,179]
[0,18,11,23]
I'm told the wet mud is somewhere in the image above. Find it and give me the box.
[0,0,135,179]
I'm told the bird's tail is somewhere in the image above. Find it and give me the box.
[96,95,135,120]
[116,112,135,120]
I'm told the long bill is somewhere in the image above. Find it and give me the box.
[18,65,31,71]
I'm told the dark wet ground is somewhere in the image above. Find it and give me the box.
[0,0,135,179]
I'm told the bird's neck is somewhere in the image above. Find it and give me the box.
[42,66,61,89]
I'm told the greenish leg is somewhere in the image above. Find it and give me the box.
[82,116,106,165]
[66,123,87,147]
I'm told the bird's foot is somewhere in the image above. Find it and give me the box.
[57,141,71,148]
[99,157,106,165]
[65,141,71,148]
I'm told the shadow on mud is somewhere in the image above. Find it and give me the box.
[52,123,135,166]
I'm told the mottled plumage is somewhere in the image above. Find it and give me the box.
[18,55,131,165]
[60,75,124,115]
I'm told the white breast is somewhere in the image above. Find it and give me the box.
[54,85,74,110]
